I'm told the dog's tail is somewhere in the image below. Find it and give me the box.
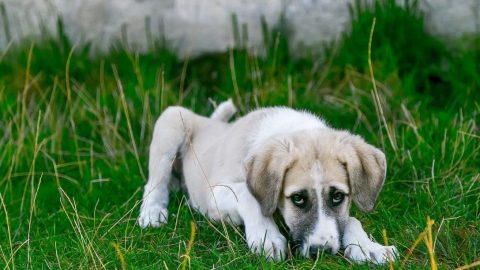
[210,98,237,122]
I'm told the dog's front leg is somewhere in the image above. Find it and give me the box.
[243,211,287,261]
[342,217,398,264]
[210,184,287,260]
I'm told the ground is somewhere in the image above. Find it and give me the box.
[0,1,479,269]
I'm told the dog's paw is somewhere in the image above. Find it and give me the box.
[138,203,168,228]
[344,242,397,264]
[247,230,287,261]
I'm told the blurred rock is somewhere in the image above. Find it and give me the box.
[0,0,478,58]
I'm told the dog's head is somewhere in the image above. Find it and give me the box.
[246,129,386,257]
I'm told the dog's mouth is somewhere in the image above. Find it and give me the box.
[292,238,339,258]
[273,209,341,258]
[287,228,342,258]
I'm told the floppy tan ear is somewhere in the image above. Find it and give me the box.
[246,138,295,217]
[338,135,386,212]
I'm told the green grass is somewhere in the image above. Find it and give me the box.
[0,1,479,269]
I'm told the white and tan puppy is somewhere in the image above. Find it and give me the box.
[138,100,397,263]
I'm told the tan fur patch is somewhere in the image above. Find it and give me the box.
[246,137,296,216]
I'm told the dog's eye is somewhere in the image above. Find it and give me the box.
[291,193,307,208]
[331,191,345,206]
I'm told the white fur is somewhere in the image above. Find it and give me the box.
[138,101,396,263]
[210,183,286,259]
[303,201,340,257]
[248,108,326,155]
[301,161,340,257]
[139,124,181,227]
[343,217,398,264]
[210,98,236,121]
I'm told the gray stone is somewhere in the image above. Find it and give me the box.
[0,0,478,58]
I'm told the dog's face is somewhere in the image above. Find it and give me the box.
[247,129,386,258]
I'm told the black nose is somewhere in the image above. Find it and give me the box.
[309,245,333,258]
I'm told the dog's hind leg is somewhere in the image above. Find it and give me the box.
[210,98,237,122]
[138,106,196,228]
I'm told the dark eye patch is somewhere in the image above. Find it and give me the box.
[328,187,346,207]
[286,189,318,245]
[289,189,310,210]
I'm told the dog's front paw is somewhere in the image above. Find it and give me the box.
[344,242,397,264]
[247,230,287,261]
[138,203,168,228]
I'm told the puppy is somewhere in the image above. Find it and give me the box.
[138,100,397,263]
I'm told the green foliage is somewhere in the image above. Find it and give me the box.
[332,0,479,108]
[0,1,478,269]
